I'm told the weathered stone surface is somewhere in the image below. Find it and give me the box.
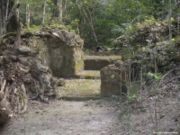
[46,38,84,77]
[16,46,36,56]
[84,55,122,70]
[53,78,65,87]
[0,97,12,126]
[0,33,58,125]
[0,27,84,125]
[75,70,100,79]
[29,28,84,78]
[101,60,141,97]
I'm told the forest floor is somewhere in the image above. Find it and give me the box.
[0,79,179,135]
[1,99,123,135]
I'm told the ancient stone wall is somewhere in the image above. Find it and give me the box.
[45,38,84,78]
[25,28,84,78]
[0,28,84,125]
[101,61,141,96]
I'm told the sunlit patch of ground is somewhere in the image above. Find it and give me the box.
[85,55,122,60]
[57,79,101,98]
[75,70,100,79]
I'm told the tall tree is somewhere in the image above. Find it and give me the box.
[52,0,63,22]
[42,0,47,25]
[0,0,21,35]
[0,0,14,35]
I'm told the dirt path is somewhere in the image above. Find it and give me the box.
[1,77,179,135]
[1,99,122,135]
[1,96,179,135]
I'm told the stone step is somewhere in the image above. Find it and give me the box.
[56,79,101,99]
[84,55,122,70]
[75,70,100,79]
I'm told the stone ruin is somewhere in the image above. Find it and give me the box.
[101,60,141,97]
[101,40,180,97]
[29,28,84,78]
[0,27,84,125]
[101,20,180,97]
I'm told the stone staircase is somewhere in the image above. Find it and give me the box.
[75,55,122,79]
[84,55,122,70]
[75,70,100,79]
[58,55,122,99]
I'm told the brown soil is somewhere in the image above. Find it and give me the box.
[1,93,179,135]
[0,99,122,135]
[0,78,179,135]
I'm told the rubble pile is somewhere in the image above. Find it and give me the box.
[0,33,56,126]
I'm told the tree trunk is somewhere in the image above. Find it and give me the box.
[75,0,99,46]
[58,0,63,22]
[0,0,14,35]
[63,0,67,15]
[0,0,21,37]
[26,4,30,28]
[0,0,21,46]
[42,0,47,25]
[168,0,172,40]
[53,0,63,22]
[15,0,21,46]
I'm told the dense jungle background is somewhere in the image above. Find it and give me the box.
[0,0,179,48]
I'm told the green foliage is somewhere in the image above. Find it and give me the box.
[146,72,162,81]
[17,0,178,48]
[23,25,41,33]
[127,81,140,102]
